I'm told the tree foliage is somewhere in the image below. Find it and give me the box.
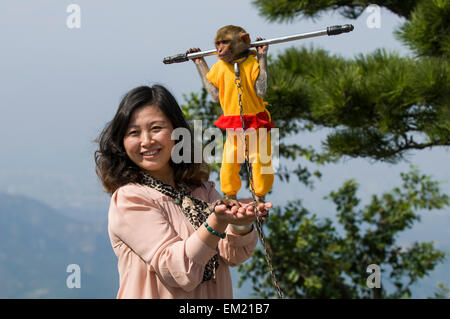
[252,0,420,21]
[396,0,450,58]
[268,47,449,162]
[259,0,450,163]
[237,168,448,298]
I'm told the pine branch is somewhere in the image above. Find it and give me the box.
[252,0,420,22]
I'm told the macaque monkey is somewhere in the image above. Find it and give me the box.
[188,25,274,205]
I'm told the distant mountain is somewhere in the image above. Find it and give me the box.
[0,193,118,298]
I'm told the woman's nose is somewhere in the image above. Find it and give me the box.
[140,131,153,146]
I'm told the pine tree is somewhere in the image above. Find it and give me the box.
[237,167,448,298]
[254,0,449,163]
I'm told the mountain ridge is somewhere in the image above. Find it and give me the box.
[0,192,118,298]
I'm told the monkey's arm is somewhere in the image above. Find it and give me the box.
[195,59,219,102]
[254,39,269,98]
[187,48,219,102]
[255,53,268,98]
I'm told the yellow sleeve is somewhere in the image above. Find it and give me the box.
[250,57,260,84]
[206,62,220,87]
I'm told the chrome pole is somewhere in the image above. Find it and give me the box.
[163,24,354,64]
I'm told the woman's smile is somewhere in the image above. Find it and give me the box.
[141,149,161,159]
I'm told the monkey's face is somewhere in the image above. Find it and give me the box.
[215,32,250,63]
[215,36,234,63]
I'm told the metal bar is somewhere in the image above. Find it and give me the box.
[249,29,328,47]
[163,24,354,64]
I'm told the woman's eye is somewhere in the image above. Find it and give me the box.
[152,126,162,131]
[128,130,138,136]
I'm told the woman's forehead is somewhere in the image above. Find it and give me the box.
[129,105,166,123]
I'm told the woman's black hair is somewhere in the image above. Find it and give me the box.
[95,85,210,193]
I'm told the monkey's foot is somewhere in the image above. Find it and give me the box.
[255,195,266,205]
[221,194,241,209]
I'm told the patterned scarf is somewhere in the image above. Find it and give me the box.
[139,172,220,283]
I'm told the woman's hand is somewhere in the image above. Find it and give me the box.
[200,198,272,248]
[237,198,272,225]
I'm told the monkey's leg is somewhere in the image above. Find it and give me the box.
[220,132,242,198]
[247,129,274,204]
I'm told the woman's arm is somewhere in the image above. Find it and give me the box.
[109,184,219,292]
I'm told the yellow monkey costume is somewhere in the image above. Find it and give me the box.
[206,51,274,197]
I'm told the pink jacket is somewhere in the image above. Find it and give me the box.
[108,181,258,298]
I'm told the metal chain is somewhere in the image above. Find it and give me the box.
[234,70,283,299]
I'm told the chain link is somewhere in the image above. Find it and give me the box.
[234,75,284,299]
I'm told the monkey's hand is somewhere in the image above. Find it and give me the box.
[186,48,205,65]
[255,37,268,56]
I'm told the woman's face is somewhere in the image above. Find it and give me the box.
[123,105,175,182]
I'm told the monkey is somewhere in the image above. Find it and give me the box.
[188,25,274,206]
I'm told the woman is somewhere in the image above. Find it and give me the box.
[95,84,272,298]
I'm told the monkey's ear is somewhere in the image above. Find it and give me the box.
[240,33,250,45]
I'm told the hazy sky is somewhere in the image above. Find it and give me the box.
[0,1,424,209]
[0,1,448,297]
